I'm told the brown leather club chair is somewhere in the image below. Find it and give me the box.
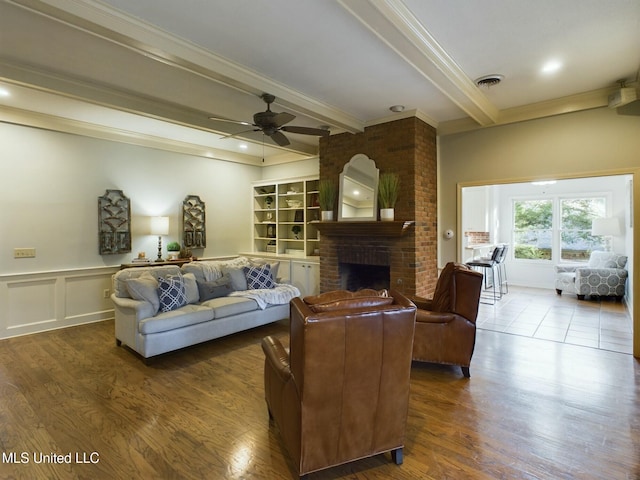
[261,289,416,477]
[409,262,483,378]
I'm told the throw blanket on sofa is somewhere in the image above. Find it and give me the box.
[230,284,300,310]
[200,262,223,281]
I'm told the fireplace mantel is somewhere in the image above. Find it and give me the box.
[311,220,414,237]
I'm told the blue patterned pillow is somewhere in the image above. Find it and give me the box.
[243,264,275,290]
[158,275,187,312]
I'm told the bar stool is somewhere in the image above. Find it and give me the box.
[496,244,509,295]
[466,245,504,305]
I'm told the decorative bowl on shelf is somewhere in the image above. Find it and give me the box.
[285,199,303,208]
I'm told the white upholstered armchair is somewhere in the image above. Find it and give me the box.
[555,251,628,300]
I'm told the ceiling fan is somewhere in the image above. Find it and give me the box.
[209,93,330,146]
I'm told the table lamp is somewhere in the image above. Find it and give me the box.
[150,216,169,261]
[591,217,621,252]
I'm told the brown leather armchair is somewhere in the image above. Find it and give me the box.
[261,289,416,477]
[409,262,483,378]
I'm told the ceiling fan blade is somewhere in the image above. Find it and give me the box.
[209,116,253,127]
[219,128,259,140]
[269,131,290,146]
[281,126,330,137]
[272,112,295,127]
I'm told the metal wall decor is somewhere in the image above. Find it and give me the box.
[182,195,206,248]
[98,189,131,255]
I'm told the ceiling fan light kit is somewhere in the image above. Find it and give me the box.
[210,93,330,147]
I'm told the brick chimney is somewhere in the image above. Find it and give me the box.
[318,117,437,297]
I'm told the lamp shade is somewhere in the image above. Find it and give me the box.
[591,217,621,236]
[150,216,169,235]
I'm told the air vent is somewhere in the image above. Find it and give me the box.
[475,74,504,88]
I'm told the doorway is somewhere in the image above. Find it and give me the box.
[460,173,635,354]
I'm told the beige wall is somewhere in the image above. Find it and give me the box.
[438,106,640,356]
[0,123,262,274]
[262,157,319,180]
[440,108,640,258]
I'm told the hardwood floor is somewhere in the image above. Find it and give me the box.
[0,317,638,479]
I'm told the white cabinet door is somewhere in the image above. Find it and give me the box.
[291,261,320,297]
[462,186,489,232]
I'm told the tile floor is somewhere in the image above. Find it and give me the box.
[476,285,634,354]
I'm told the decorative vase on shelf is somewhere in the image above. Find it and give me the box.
[380,208,395,222]
[378,172,400,223]
[318,180,337,222]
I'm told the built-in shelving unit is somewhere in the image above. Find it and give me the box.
[252,176,320,257]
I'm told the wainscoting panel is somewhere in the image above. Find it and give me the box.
[0,267,118,339]
[6,278,56,330]
[64,274,114,321]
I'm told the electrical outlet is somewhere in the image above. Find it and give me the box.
[103,289,111,299]
[14,248,36,258]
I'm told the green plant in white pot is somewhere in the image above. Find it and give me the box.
[166,241,181,260]
[378,172,400,221]
[318,179,337,221]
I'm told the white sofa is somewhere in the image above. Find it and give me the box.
[112,257,299,360]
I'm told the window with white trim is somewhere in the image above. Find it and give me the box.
[559,197,606,261]
[513,196,608,262]
[513,199,552,260]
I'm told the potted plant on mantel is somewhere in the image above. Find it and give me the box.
[166,241,181,260]
[378,172,400,222]
[318,179,337,221]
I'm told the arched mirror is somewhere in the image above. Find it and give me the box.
[338,154,379,221]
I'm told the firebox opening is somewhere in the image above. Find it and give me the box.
[339,263,390,291]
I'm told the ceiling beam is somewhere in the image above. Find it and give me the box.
[0,58,320,157]
[437,86,618,136]
[0,104,269,165]
[7,0,365,134]
[338,0,499,126]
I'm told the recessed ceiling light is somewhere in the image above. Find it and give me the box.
[238,143,248,150]
[389,105,405,112]
[541,60,562,74]
[0,87,10,97]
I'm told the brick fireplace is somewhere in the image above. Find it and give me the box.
[318,117,438,298]
[337,243,390,290]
